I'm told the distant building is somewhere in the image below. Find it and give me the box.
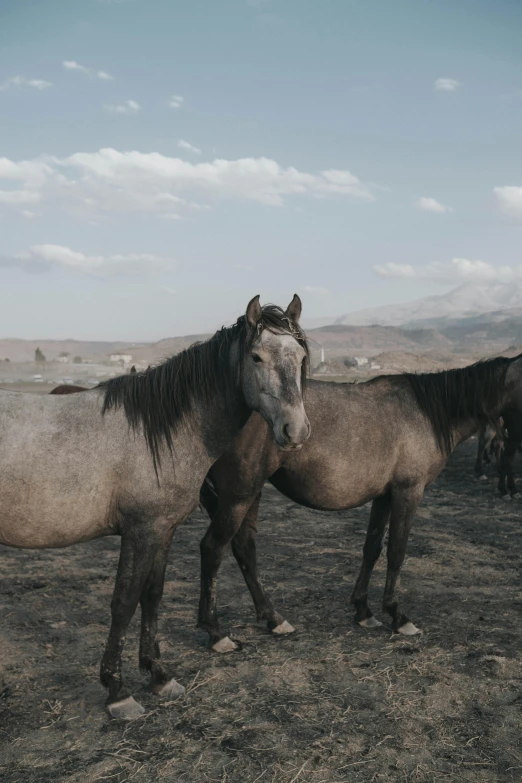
[353,357,368,367]
[56,353,71,364]
[109,353,133,368]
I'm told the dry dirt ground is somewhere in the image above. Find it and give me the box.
[1,439,522,782]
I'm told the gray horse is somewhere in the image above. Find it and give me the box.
[198,355,522,650]
[0,295,310,719]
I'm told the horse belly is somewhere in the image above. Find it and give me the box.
[272,461,389,511]
[0,469,116,549]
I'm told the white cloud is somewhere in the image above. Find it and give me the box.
[161,213,184,221]
[2,245,171,277]
[62,60,114,80]
[178,139,201,155]
[0,157,53,184]
[62,60,90,74]
[417,196,452,213]
[21,210,36,219]
[0,75,52,91]
[0,148,375,216]
[494,186,522,218]
[435,78,461,92]
[104,100,140,115]
[0,190,41,204]
[375,258,522,284]
[302,285,329,295]
[0,157,59,207]
[169,94,184,109]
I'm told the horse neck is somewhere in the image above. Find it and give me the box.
[451,418,483,448]
[496,360,522,416]
[199,392,251,457]
[451,359,522,448]
[191,355,251,459]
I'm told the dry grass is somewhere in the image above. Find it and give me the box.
[1,440,522,782]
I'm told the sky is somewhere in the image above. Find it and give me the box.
[1,0,521,340]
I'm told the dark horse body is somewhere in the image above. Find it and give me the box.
[474,417,522,497]
[50,384,88,394]
[474,421,503,478]
[0,297,310,717]
[496,411,522,497]
[198,356,522,649]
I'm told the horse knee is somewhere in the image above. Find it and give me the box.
[363,539,383,563]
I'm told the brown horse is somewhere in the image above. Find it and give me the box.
[50,365,138,396]
[197,355,522,651]
[497,411,522,497]
[474,421,503,478]
[50,384,88,395]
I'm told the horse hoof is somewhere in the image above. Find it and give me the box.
[358,615,382,629]
[479,474,488,481]
[153,678,185,698]
[107,696,145,720]
[272,620,295,635]
[397,621,421,636]
[212,636,238,653]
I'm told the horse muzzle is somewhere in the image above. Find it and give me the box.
[274,418,311,450]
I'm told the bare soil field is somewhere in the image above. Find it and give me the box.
[1,439,522,782]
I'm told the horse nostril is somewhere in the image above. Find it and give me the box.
[283,423,291,441]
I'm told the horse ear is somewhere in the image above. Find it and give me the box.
[285,294,302,324]
[246,295,262,327]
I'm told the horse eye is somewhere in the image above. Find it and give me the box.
[252,354,263,364]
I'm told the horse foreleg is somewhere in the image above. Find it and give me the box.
[474,426,492,478]
[100,530,160,719]
[139,542,185,700]
[351,493,391,629]
[498,446,508,496]
[231,494,293,636]
[499,442,518,497]
[198,499,252,652]
[382,484,424,635]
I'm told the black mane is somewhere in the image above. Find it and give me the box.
[101,305,309,471]
[403,355,517,454]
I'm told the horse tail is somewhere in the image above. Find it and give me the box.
[199,471,219,519]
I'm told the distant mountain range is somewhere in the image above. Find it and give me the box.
[3,283,522,368]
[333,282,522,328]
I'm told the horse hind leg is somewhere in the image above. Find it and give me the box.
[382,484,424,635]
[499,442,518,498]
[100,528,163,719]
[231,493,293,636]
[351,493,391,629]
[139,544,185,700]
